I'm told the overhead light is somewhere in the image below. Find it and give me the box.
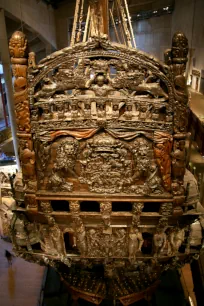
[153,10,158,13]
[137,14,140,17]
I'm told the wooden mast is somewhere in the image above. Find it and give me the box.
[89,0,109,37]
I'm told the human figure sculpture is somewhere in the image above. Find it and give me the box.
[167,228,185,255]
[84,102,91,118]
[129,227,144,262]
[11,213,39,251]
[57,104,64,119]
[124,104,133,120]
[146,164,164,194]
[96,102,106,118]
[90,74,113,97]
[47,215,66,257]
[153,229,167,257]
[172,140,186,180]
[42,106,51,120]
[74,217,86,256]
[20,142,36,183]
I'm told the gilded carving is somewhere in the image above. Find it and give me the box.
[24,194,38,211]
[19,139,36,189]
[9,31,30,133]
[153,229,167,257]
[132,202,144,227]
[154,132,173,192]
[8,22,202,305]
[100,201,112,227]
[128,227,144,263]
[46,215,66,257]
[167,228,185,256]
[40,201,53,213]
[172,139,186,181]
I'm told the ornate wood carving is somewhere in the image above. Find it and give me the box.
[9,22,203,305]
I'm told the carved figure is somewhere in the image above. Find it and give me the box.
[42,105,51,120]
[100,202,112,227]
[172,140,186,180]
[124,103,133,120]
[96,102,106,118]
[128,227,144,262]
[15,100,30,132]
[167,228,185,255]
[35,78,57,100]
[20,141,36,183]
[146,164,164,194]
[159,203,173,216]
[154,132,173,192]
[89,74,113,97]
[9,31,31,133]
[40,201,53,213]
[9,31,27,58]
[11,212,39,251]
[132,202,144,227]
[84,101,91,118]
[74,217,87,255]
[46,215,66,257]
[153,229,167,257]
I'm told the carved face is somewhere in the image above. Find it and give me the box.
[85,104,91,110]
[47,216,55,226]
[9,31,27,58]
[172,32,188,60]
[96,75,105,87]
[138,144,148,156]
[113,105,118,111]
[126,105,132,111]
[65,143,75,155]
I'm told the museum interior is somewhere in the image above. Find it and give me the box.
[0,0,204,305]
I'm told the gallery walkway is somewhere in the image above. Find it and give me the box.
[0,238,45,306]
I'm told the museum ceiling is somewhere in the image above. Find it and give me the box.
[41,0,174,15]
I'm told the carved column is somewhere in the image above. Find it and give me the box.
[0,9,20,168]
[9,30,37,210]
[165,31,189,216]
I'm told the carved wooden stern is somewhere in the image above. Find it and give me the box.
[9,24,203,305]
